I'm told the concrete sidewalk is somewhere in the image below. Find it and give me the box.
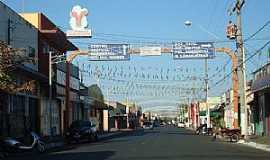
[45,128,136,150]
[238,141,270,152]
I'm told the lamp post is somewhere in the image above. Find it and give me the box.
[48,51,66,136]
[184,21,220,128]
[49,51,52,136]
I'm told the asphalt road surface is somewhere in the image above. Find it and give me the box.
[7,126,270,160]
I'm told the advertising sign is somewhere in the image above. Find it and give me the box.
[66,5,92,38]
[88,44,130,61]
[140,46,161,56]
[172,42,215,59]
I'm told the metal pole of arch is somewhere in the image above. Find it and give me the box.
[205,58,210,128]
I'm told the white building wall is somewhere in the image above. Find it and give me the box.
[224,89,234,129]
[0,1,38,71]
[40,98,59,136]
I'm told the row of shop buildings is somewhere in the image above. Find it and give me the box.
[0,1,142,138]
[186,62,270,137]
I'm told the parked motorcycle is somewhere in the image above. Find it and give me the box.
[195,124,207,135]
[195,124,213,136]
[0,137,8,160]
[1,132,46,155]
[0,145,5,160]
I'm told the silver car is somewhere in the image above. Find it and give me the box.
[143,121,154,130]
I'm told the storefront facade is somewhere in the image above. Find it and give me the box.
[252,63,270,136]
[0,2,40,138]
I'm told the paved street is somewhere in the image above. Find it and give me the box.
[7,127,270,160]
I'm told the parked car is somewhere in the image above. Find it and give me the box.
[160,122,166,127]
[143,121,154,130]
[177,122,185,128]
[153,120,160,127]
[65,120,98,143]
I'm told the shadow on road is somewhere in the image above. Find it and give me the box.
[7,151,115,160]
[125,153,270,160]
[167,132,195,136]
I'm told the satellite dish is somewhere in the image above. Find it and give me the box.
[184,20,192,26]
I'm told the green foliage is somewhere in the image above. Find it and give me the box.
[0,41,35,93]
[88,84,104,102]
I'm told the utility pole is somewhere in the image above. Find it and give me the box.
[7,18,11,45]
[49,51,53,136]
[205,58,210,128]
[235,0,248,136]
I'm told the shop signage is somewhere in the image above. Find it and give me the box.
[66,5,92,38]
[88,44,130,61]
[140,46,161,56]
[56,70,66,85]
[172,42,215,59]
[56,70,79,90]
[70,76,80,90]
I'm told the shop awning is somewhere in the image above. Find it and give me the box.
[199,111,206,116]
[40,29,78,53]
[109,107,126,117]
[199,110,222,117]
[251,74,270,93]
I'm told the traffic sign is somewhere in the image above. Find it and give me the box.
[172,42,215,59]
[88,44,130,61]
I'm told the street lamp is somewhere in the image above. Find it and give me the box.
[184,20,192,26]
[183,20,215,128]
[48,51,66,136]
[184,20,221,40]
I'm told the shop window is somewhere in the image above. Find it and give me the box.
[10,95,25,113]
[267,64,270,75]
[28,46,35,58]
[42,42,50,54]
[90,108,96,117]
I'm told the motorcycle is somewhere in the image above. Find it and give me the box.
[195,124,207,135]
[0,138,8,160]
[1,132,46,154]
[0,146,5,160]
[195,124,213,136]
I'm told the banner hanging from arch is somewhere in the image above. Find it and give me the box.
[172,42,215,59]
[88,44,130,61]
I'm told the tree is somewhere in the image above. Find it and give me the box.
[0,41,35,93]
[88,84,104,102]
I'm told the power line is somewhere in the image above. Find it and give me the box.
[244,20,270,42]
[210,39,270,90]
[208,58,231,80]
[71,36,270,46]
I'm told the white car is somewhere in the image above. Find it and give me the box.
[143,121,154,130]
[177,122,185,128]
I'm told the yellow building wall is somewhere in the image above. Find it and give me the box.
[19,13,39,28]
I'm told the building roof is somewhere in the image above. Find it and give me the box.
[20,13,78,53]
[252,62,270,74]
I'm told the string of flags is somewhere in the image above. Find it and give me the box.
[80,64,207,82]
[76,63,222,101]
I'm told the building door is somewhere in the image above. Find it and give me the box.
[29,98,38,133]
[0,92,8,136]
[265,93,270,136]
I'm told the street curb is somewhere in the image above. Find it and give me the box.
[45,129,137,150]
[237,140,270,152]
[46,141,65,150]
[98,130,136,141]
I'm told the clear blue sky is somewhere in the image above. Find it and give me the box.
[2,0,270,113]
